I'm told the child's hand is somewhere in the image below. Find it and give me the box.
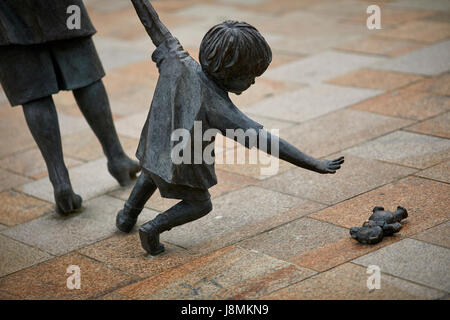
[314,156,344,174]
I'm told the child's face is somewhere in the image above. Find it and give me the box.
[221,75,256,95]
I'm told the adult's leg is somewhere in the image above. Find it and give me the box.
[139,198,213,255]
[72,80,140,186]
[116,171,157,233]
[22,96,82,214]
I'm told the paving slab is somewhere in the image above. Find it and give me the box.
[415,160,450,184]
[172,4,273,49]
[423,10,450,23]
[159,186,304,252]
[245,115,296,131]
[0,168,32,193]
[0,147,82,179]
[89,6,195,41]
[373,40,450,76]
[218,0,269,5]
[110,88,156,118]
[93,36,150,72]
[303,0,375,19]
[0,252,135,299]
[290,236,402,273]
[335,35,425,57]
[258,154,415,205]
[79,232,197,279]
[310,176,450,237]
[175,3,273,26]
[103,59,159,93]
[353,238,450,292]
[62,130,139,162]
[270,32,366,56]
[240,217,348,262]
[96,292,129,300]
[57,112,91,136]
[405,112,450,139]
[412,222,450,249]
[109,182,179,212]
[279,109,412,159]
[0,291,20,299]
[0,88,7,105]
[114,111,149,140]
[231,78,304,109]
[0,109,36,159]
[86,0,132,13]
[194,199,325,254]
[378,20,450,43]
[261,262,446,299]
[229,0,316,15]
[344,131,450,169]
[341,6,435,27]
[351,87,450,121]
[109,170,258,212]
[245,84,382,123]
[20,157,124,203]
[0,190,53,226]
[327,69,423,91]
[116,246,316,300]
[405,72,450,96]
[264,51,385,85]
[215,146,296,180]
[52,90,84,118]
[1,196,158,256]
[103,60,158,117]
[389,0,450,11]
[0,234,53,278]
[260,9,350,36]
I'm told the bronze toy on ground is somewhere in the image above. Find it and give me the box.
[350,206,408,244]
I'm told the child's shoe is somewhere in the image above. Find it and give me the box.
[139,221,165,255]
[116,201,141,233]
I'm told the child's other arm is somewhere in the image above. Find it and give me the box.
[255,130,344,174]
[130,0,172,47]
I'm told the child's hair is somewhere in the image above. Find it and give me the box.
[199,21,272,81]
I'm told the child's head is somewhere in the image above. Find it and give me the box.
[199,20,272,95]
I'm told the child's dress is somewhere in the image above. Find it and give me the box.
[136,36,263,200]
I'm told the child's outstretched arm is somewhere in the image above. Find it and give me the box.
[255,130,344,174]
[130,0,172,46]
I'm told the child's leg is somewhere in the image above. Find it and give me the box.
[72,80,140,186]
[22,96,82,214]
[139,198,213,255]
[116,171,157,233]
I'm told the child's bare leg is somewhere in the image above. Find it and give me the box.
[73,80,140,186]
[116,171,157,232]
[22,96,82,214]
[139,199,213,255]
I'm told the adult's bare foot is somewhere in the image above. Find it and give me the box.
[108,155,141,186]
[54,187,83,215]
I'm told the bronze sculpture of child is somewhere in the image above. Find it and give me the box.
[116,0,345,255]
